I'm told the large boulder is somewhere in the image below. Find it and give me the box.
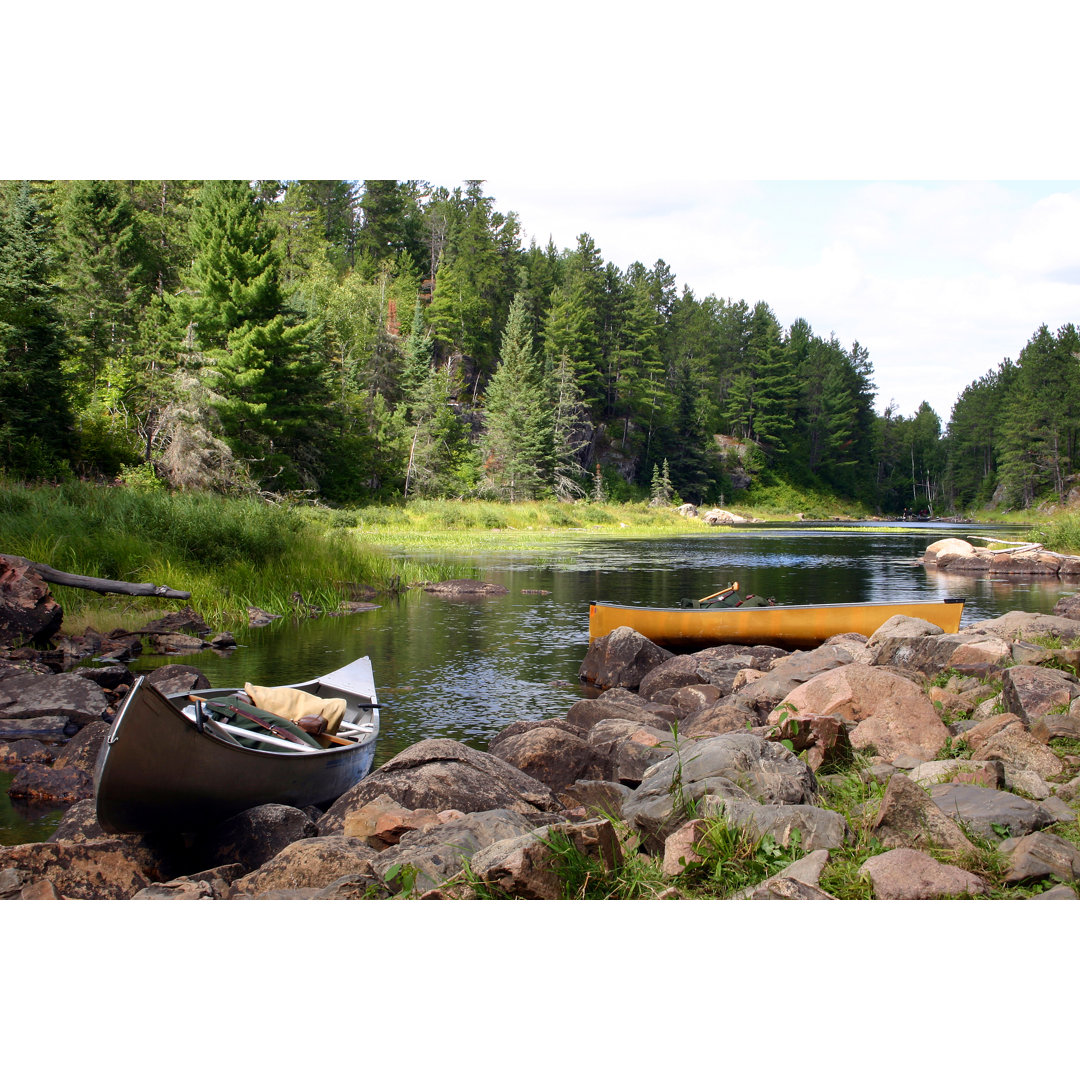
[871,773,978,854]
[767,664,948,763]
[1001,665,1078,724]
[564,688,676,732]
[1000,832,1080,884]
[0,672,109,728]
[1053,594,1080,622]
[713,801,849,852]
[52,721,110,772]
[585,718,675,785]
[866,614,944,646]
[870,631,1011,678]
[977,726,1066,781]
[694,644,790,696]
[192,804,319,874]
[578,627,673,691]
[860,848,988,899]
[638,655,711,701]
[967,611,1080,643]
[232,836,381,895]
[316,738,563,834]
[7,762,94,802]
[0,840,151,899]
[0,557,63,647]
[929,783,1053,841]
[733,645,855,719]
[143,664,211,695]
[488,723,596,793]
[680,698,759,739]
[922,538,977,565]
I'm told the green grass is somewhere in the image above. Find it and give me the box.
[0,481,471,628]
[1031,509,1080,554]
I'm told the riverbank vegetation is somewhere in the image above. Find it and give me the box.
[0,482,469,627]
[3,179,1078,524]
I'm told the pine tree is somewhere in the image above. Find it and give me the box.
[479,293,549,501]
[180,180,326,489]
[0,181,75,476]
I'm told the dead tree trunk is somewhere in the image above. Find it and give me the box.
[1,555,191,599]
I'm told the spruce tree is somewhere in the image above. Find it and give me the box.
[0,182,74,476]
[180,180,326,489]
[546,351,591,501]
[479,293,548,501]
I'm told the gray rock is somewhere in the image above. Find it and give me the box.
[1001,665,1078,724]
[194,803,319,873]
[317,738,563,834]
[0,672,108,728]
[731,849,831,899]
[1037,796,1077,823]
[233,835,381,895]
[561,779,633,818]
[712,801,849,852]
[586,718,675,785]
[1028,884,1079,899]
[579,626,673,692]
[929,783,1053,840]
[489,723,596,792]
[999,831,1080,883]
[564,688,676,732]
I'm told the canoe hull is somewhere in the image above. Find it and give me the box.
[588,598,965,651]
[93,657,379,834]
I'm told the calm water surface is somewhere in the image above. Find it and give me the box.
[3,522,1069,845]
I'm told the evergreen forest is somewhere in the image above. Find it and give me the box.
[1,179,1076,516]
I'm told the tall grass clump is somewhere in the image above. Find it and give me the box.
[1031,510,1080,554]
[0,481,468,626]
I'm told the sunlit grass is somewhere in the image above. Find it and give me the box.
[0,481,471,627]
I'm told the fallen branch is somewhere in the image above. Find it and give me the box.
[966,537,1042,551]
[1,554,191,599]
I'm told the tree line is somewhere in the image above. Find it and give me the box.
[0,179,1075,514]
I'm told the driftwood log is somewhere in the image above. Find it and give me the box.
[1,555,191,599]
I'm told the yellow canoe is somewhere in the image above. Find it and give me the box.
[588,598,965,651]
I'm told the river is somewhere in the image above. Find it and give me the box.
[3,521,1070,844]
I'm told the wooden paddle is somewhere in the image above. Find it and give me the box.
[698,581,739,604]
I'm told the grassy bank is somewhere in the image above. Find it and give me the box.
[0,482,470,629]
[1032,508,1080,553]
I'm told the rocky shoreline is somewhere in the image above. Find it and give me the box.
[2,549,1080,900]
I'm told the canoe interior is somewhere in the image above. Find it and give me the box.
[93,657,379,835]
[588,598,965,651]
